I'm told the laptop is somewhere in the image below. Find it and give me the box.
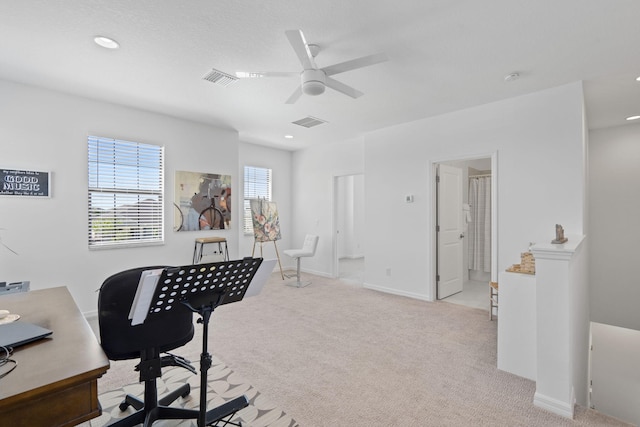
[0,321,53,348]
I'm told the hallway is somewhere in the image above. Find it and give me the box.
[441,279,489,312]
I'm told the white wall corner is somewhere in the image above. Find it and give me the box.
[534,391,575,419]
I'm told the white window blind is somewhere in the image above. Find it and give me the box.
[244,166,272,233]
[88,136,164,248]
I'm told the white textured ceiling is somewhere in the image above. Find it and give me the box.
[1,0,639,150]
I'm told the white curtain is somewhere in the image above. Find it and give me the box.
[468,176,491,272]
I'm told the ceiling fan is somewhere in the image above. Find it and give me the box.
[238,29,388,104]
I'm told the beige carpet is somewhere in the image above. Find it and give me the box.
[94,271,631,426]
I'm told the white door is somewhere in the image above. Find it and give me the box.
[333,174,365,279]
[437,164,464,299]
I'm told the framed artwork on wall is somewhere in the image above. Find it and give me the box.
[0,169,51,197]
[174,171,231,231]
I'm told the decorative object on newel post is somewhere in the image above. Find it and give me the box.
[551,224,568,244]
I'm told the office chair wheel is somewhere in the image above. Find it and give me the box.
[118,394,144,412]
[181,383,191,398]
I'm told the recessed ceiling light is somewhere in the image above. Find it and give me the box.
[626,115,640,121]
[636,76,640,82]
[284,135,294,139]
[94,36,119,49]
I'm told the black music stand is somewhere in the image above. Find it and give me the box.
[136,257,265,427]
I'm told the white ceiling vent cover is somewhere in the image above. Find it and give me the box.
[202,69,238,87]
[292,116,327,128]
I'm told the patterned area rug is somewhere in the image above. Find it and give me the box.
[91,356,298,427]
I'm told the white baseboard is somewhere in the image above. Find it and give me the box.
[534,392,574,419]
[283,266,334,279]
[301,268,333,279]
[362,282,432,302]
[339,254,364,260]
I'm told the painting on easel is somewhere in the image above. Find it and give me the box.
[250,199,284,279]
[250,199,281,242]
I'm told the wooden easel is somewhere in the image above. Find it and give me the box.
[252,240,284,280]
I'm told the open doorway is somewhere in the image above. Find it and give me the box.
[435,156,495,311]
[333,174,365,283]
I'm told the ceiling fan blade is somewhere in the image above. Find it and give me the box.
[262,72,298,78]
[322,53,388,76]
[285,29,317,70]
[325,77,364,99]
[285,86,303,104]
[236,71,298,78]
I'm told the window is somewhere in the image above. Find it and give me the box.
[243,166,272,233]
[88,136,164,248]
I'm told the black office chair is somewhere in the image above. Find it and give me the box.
[98,266,198,427]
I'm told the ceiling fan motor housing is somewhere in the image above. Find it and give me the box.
[301,69,326,96]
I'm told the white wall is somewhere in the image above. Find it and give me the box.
[589,123,640,331]
[590,322,640,425]
[287,83,586,300]
[0,79,291,314]
[363,82,586,300]
[289,138,365,276]
[238,142,292,268]
[2,77,590,318]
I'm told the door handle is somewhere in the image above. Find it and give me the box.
[459,233,465,239]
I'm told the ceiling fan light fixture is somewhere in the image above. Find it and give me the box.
[301,69,326,96]
[303,80,325,96]
[237,29,387,104]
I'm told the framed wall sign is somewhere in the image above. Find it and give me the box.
[0,169,51,197]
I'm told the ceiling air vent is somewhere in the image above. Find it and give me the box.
[292,116,327,128]
[202,68,238,87]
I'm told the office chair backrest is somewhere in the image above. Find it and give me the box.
[98,266,194,361]
[302,234,319,256]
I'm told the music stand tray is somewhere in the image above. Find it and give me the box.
[139,257,266,427]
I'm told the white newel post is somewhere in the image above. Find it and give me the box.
[530,235,588,419]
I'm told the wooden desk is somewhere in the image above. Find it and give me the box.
[0,287,109,427]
